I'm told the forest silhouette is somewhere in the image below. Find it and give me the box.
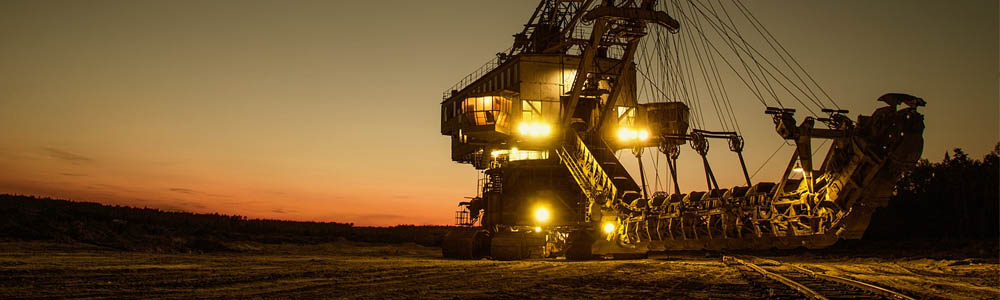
[866,142,1000,240]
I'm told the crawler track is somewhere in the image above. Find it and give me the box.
[723,255,916,300]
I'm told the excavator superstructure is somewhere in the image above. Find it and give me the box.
[439,0,924,260]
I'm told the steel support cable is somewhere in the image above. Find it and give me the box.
[637,39,649,103]
[662,28,680,105]
[679,0,726,131]
[650,150,662,192]
[670,1,697,118]
[661,8,690,107]
[684,0,730,132]
[637,53,673,106]
[704,0,745,135]
[812,139,830,156]
[685,0,732,132]
[659,31,672,102]
[660,30,680,105]
[687,0,824,116]
[690,3,823,118]
[700,21,744,135]
[668,1,771,110]
[748,138,829,181]
[682,0,780,110]
[697,0,743,134]
[688,0,795,112]
[666,17,704,129]
[650,35,675,105]
[647,28,670,102]
[693,0,799,109]
[640,30,660,104]
[654,29,670,103]
[668,33,685,107]
[669,2,706,129]
[673,0,775,114]
[750,142,786,179]
[666,31,684,106]
[688,0,809,112]
[675,0,711,130]
[673,1,705,129]
[659,31,672,103]
[690,0,734,132]
[734,0,841,110]
[723,0,825,110]
[639,37,664,104]
[637,67,680,106]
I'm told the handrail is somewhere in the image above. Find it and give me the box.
[557,131,618,207]
[442,47,514,100]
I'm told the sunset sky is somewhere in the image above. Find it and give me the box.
[1,0,997,226]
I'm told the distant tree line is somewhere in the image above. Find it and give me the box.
[866,143,1000,240]
[0,195,451,251]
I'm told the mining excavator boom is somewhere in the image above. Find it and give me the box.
[439,0,924,260]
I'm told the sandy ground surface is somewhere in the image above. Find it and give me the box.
[0,241,996,299]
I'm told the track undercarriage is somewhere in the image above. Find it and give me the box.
[619,101,925,251]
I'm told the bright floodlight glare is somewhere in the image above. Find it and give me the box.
[618,127,647,142]
[540,123,552,136]
[603,222,615,234]
[533,207,551,223]
[534,226,542,233]
[519,122,552,137]
[530,124,543,136]
[617,127,631,141]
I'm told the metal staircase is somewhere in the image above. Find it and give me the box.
[555,130,641,210]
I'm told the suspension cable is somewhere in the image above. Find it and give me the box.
[750,142,786,179]
[733,0,841,109]
[685,0,821,116]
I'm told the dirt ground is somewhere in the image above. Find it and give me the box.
[0,241,996,299]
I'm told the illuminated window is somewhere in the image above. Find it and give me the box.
[617,106,635,126]
[522,100,542,122]
[561,69,578,94]
[509,150,549,161]
[462,96,511,127]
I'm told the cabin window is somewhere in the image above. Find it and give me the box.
[509,150,549,161]
[617,106,635,126]
[463,96,511,127]
[522,100,542,122]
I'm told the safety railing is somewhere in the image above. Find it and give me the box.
[442,47,514,100]
[556,131,618,206]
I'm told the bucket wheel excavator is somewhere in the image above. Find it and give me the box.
[438,0,924,260]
